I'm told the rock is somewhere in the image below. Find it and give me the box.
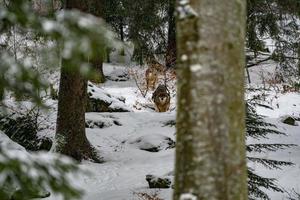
[85,113,122,129]
[0,115,52,151]
[127,134,175,152]
[38,137,53,151]
[106,70,129,82]
[281,116,297,126]
[85,119,122,128]
[163,120,176,127]
[86,97,130,112]
[146,175,171,189]
[117,96,126,103]
[86,82,130,112]
[85,120,110,129]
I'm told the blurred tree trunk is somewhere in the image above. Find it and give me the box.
[173,0,247,199]
[54,0,101,162]
[298,44,300,76]
[165,0,176,68]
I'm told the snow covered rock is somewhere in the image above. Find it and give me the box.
[85,120,111,129]
[87,82,130,112]
[85,113,122,128]
[0,114,52,151]
[127,134,175,152]
[106,69,129,82]
[145,174,172,189]
[281,116,298,126]
[163,120,176,127]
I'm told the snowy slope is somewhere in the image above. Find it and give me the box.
[37,63,300,200]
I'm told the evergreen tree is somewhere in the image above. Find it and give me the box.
[246,0,300,78]
[0,0,96,198]
[86,0,106,83]
[103,0,126,42]
[246,102,294,200]
[165,0,176,68]
[104,0,169,64]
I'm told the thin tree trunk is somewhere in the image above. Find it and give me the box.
[165,0,176,69]
[120,17,124,42]
[54,0,101,162]
[13,26,17,61]
[298,44,300,76]
[119,18,125,57]
[173,0,247,199]
[106,48,111,63]
[89,0,106,83]
[90,58,105,83]
[246,67,251,84]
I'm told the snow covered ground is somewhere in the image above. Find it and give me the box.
[247,90,300,199]
[37,63,300,199]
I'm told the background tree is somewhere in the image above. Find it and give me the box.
[103,0,126,42]
[246,102,294,200]
[86,0,106,83]
[165,0,176,68]
[173,0,247,199]
[0,0,88,198]
[246,0,300,79]
[103,0,169,65]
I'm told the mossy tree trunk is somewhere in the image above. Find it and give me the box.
[89,0,106,83]
[90,58,105,83]
[173,0,248,200]
[54,0,101,163]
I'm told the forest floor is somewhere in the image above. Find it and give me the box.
[38,63,300,200]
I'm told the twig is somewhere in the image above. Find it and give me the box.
[247,56,272,68]
[131,69,148,98]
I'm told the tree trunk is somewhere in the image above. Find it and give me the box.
[106,48,111,63]
[298,44,300,76]
[54,0,101,163]
[165,0,176,69]
[88,0,106,83]
[119,17,124,42]
[173,0,247,200]
[90,58,105,83]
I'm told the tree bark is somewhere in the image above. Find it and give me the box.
[165,0,176,69]
[54,0,101,162]
[173,0,247,200]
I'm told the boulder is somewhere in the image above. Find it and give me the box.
[106,70,129,82]
[281,116,297,126]
[163,120,176,127]
[145,175,171,189]
[85,114,122,129]
[127,134,175,152]
[86,82,130,112]
[0,114,52,151]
